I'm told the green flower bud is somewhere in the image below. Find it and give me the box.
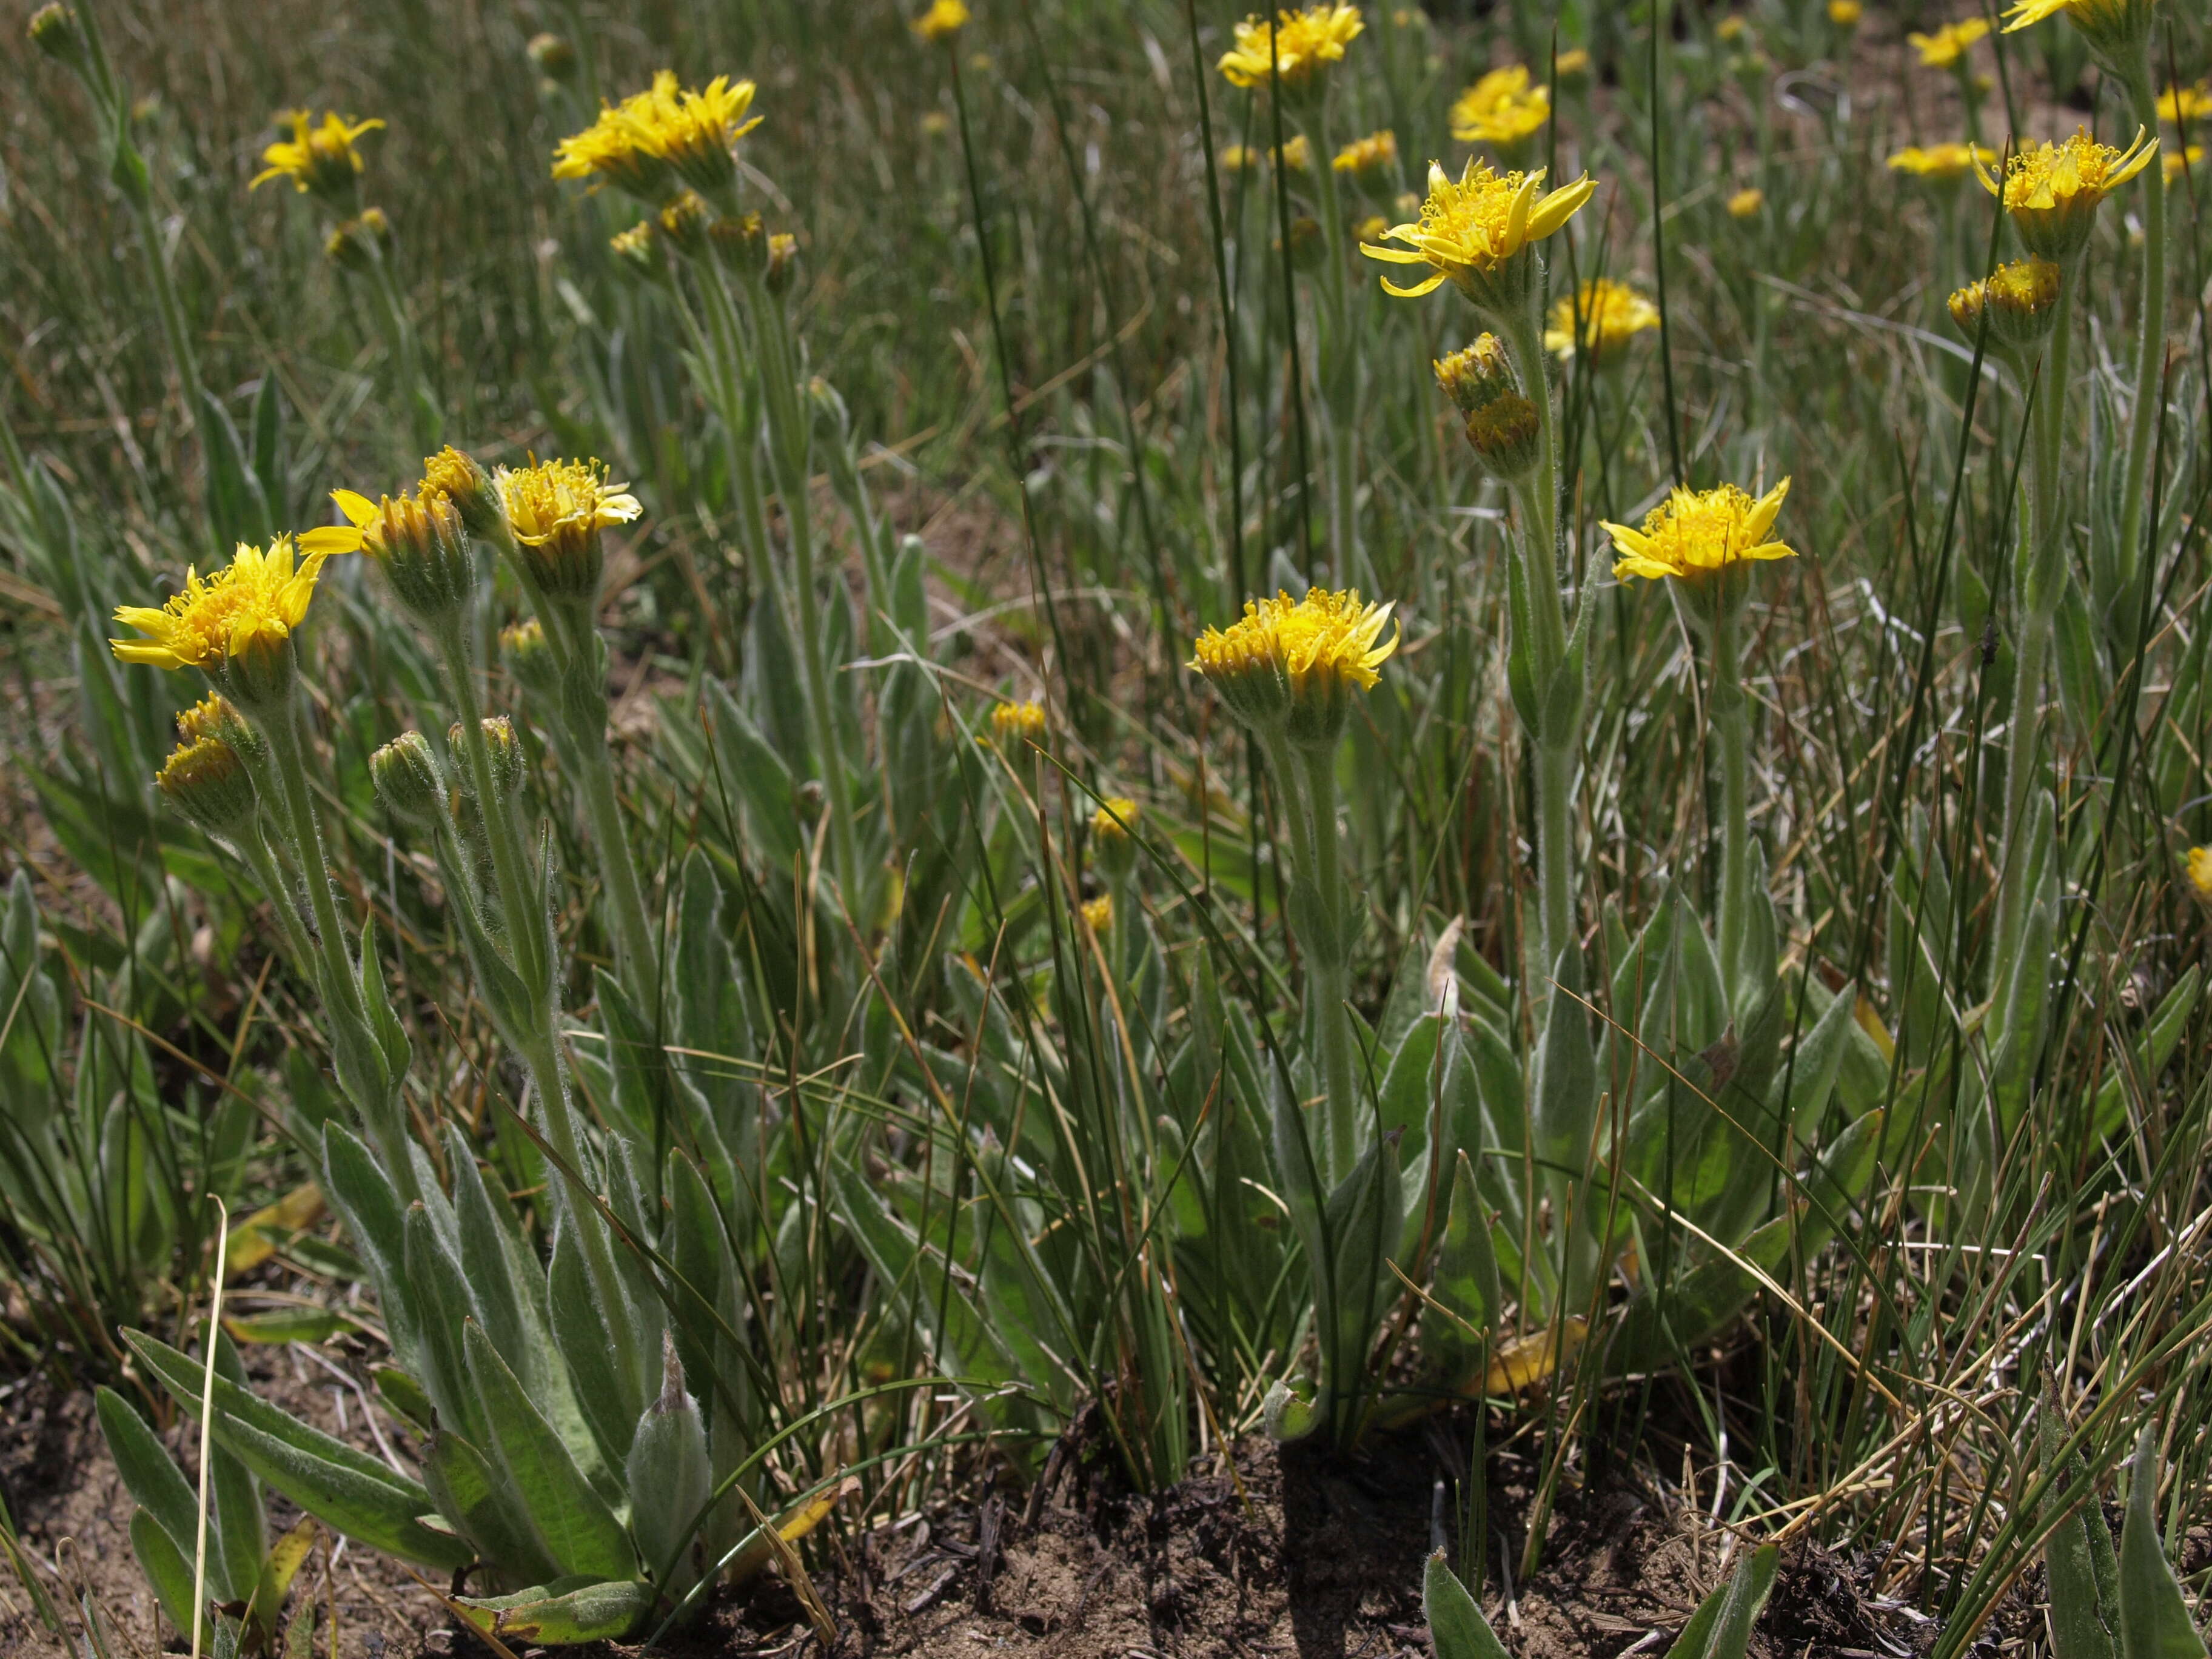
[371,731,446,824]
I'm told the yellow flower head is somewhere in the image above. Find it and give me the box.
[1449,65,1551,161]
[2188,846,2212,900]
[1717,15,1748,41]
[251,110,383,206]
[1603,480,1797,584]
[158,732,258,836]
[2159,84,2211,127]
[1221,143,1259,172]
[1333,129,1398,174]
[1828,0,1862,25]
[495,457,643,601]
[300,486,474,622]
[1544,278,1661,364]
[1189,586,1399,745]
[1888,141,1998,181]
[1361,158,1595,309]
[555,71,762,204]
[2000,0,2154,61]
[419,445,501,537]
[2166,146,2204,183]
[112,537,336,705]
[990,697,1048,742]
[1218,5,1364,89]
[1977,127,2157,260]
[1432,334,1518,413]
[1276,133,1313,170]
[1091,796,1139,842]
[1947,255,2062,350]
[1080,893,1114,932]
[913,0,970,41]
[1726,186,1765,218]
[1907,18,1989,67]
[1555,48,1592,90]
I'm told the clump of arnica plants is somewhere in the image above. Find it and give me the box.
[5,0,2212,1652]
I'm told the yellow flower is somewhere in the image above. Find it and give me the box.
[1189,587,1399,745]
[1449,66,1551,159]
[2159,84,2212,126]
[2166,146,2204,183]
[990,697,1048,741]
[1080,893,1114,932]
[1221,143,1259,172]
[1091,796,1139,841]
[1333,129,1398,173]
[250,110,383,204]
[1543,278,1660,364]
[1977,127,2157,260]
[1947,255,2062,350]
[1907,18,1988,67]
[2000,0,2154,58]
[1277,133,1312,170]
[1726,186,1765,218]
[1717,15,1747,41]
[1218,5,1364,89]
[913,0,970,40]
[1603,480,1797,583]
[300,486,474,621]
[1828,0,1862,25]
[420,446,501,536]
[554,70,762,204]
[1888,141,1997,179]
[495,457,643,600]
[112,537,337,703]
[1361,158,1595,307]
[2187,846,2212,900]
[1554,48,1592,89]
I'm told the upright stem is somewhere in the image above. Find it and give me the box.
[1711,579,1751,998]
[1295,743,1359,1185]
[2114,65,2168,617]
[1533,739,1578,987]
[567,702,660,1007]
[744,277,860,904]
[434,622,549,1001]
[695,267,774,585]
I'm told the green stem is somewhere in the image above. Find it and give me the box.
[695,267,775,586]
[2113,65,2168,623]
[518,1029,642,1367]
[1533,737,1577,987]
[1501,297,1567,676]
[743,275,860,905]
[566,699,660,1006]
[1292,742,1358,1185]
[1712,578,1750,998]
[118,186,201,432]
[434,622,549,1002]
[241,823,315,973]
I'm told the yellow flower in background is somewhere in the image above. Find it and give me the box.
[112,537,337,700]
[1828,0,1862,26]
[2187,846,2212,900]
[1717,15,1747,42]
[1218,5,1364,89]
[251,110,383,203]
[1604,480,1797,583]
[646,74,762,196]
[1080,893,1113,932]
[1907,18,1988,67]
[1543,278,1660,364]
[1449,65,1551,156]
[1554,48,1592,89]
[1361,158,1594,301]
[1221,144,1259,172]
[990,697,1048,742]
[1726,186,1765,218]
[1277,133,1313,170]
[1889,142,1997,180]
[555,71,761,203]
[1190,587,1399,744]
[1091,796,1139,841]
[2166,146,2204,183]
[1977,127,2157,260]
[2159,84,2211,126]
[496,457,642,600]
[1333,129,1398,173]
[912,0,970,41]
[555,71,682,200]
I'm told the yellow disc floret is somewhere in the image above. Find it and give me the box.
[1361,158,1594,309]
[1189,587,1399,745]
[1603,480,1798,584]
[1218,5,1364,89]
[1543,278,1660,365]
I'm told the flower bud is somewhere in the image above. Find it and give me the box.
[609,221,669,285]
[808,375,852,442]
[1080,893,1113,933]
[502,617,563,701]
[157,734,258,837]
[1090,796,1139,881]
[990,697,1048,744]
[420,446,502,539]
[1462,394,1544,481]
[325,206,394,276]
[711,211,768,279]
[765,231,799,296]
[526,32,577,85]
[450,716,525,800]
[657,190,712,261]
[371,731,446,823]
[1949,256,2062,355]
[1433,335,1517,415]
[27,4,85,69]
[357,488,475,623]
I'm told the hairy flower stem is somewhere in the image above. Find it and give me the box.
[2113,62,2168,626]
[566,697,660,1005]
[1298,109,1361,587]
[693,269,775,592]
[743,275,860,905]
[1996,275,2076,971]
[1295,743,1360,1185]
[1711,576,1751,998]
